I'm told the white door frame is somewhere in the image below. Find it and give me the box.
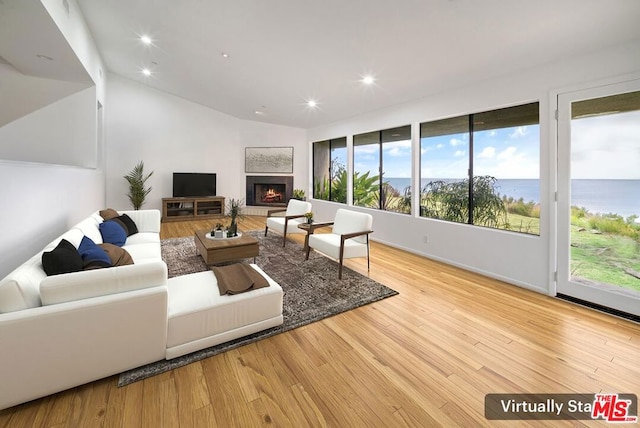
[556,77,640,317]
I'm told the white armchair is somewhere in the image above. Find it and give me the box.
[265,199,312,247]
[305,209,373,279]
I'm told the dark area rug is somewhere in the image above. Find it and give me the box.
[118,230,398,386]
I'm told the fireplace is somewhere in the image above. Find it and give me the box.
[246,176,293,207]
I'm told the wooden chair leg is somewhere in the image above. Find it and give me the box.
[282,221,288,247]
[339,241,345,280]
[264,226,268,237]
[366,235,370,272]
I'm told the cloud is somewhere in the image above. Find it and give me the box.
[355,145,379,155]
[454,150,466,157]
[450,138,465,147]
[570,110,640,179]
[436,143,444,149]
[474,144,539,178]
[509,126,528,138]
[497,146,517,160]
[383,140,411,157]
[478,146,496,158]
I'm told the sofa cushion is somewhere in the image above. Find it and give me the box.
[0,254,45,313]
[124,232,160,246]
[99,243,134,267]
[110,214,139,236]
[99,221,127,246]
[72,216,103,244]
[44,228,85,252]
[42,239,83,276]
[166,266,283,349]
[99,208,119,220]
[122,243,162,263]
[119,210,161,234]
[78,236,111,270]
[40,261,168,306]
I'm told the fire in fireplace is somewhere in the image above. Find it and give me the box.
[257,184,285,204]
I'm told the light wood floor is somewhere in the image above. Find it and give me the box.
[1,216,639,427]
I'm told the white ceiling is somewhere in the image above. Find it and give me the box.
[13,1,640,129]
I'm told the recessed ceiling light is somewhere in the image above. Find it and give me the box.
[142,68,151,76]
[140,35,152,45]
[307,100,317,108]
[221,52,230,58]
[362,75,375,85]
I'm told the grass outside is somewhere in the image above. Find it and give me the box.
[570,224,640,292]
[505,213,540,235]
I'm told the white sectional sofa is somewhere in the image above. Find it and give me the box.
[0,209,283,410]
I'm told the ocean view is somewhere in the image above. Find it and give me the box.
[384,178,640,219]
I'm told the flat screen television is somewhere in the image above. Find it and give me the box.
[172,172,217,197]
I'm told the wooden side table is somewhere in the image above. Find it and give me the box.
[297,221,334,251]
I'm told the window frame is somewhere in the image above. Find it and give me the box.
[353,124,412,213]
[419,102,540,234]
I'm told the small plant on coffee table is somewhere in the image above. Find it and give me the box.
[211,222,224,237]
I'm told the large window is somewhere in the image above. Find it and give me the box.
[312,137,347,203]
[420,102,540,234]
[353,125,411,213]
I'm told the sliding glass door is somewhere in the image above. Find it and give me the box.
[557,80,640,316]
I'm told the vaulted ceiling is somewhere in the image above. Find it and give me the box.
[6,0,640,129]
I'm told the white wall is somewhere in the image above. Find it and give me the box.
[307,39,640,295]
[0,0,106,278]
[0,87,97,167]
[105,75,307,211]
[0,62,90,129]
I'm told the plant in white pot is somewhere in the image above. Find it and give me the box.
[124,161,153,210]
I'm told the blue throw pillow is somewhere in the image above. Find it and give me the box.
[99,220,127,247]
[78,236,112,269]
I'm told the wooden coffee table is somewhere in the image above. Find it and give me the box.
[194,230,259,264]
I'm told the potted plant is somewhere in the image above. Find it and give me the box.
[292,188,306,201]
[304,211,314,224]
[123,161,153,210]
[212,222,224,238]
[226,198,245,237]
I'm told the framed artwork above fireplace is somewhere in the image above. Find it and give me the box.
[245,146,293,173]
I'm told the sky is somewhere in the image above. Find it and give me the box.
[570,110,640,179]
[339,109,640,181]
